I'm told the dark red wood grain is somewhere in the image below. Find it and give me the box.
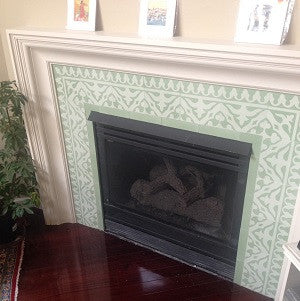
[18,224,272,301]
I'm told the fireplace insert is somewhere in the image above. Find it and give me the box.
[89,112,251,279]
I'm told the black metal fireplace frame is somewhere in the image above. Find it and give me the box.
[89,112,251,280]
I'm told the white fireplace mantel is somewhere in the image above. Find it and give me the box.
[8,28,300,93]
[6,28,300,297]
[7,27,300,223]
[7,27,300,224]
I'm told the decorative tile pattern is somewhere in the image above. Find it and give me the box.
[52,65,300,297]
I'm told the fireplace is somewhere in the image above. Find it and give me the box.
[89,111,251,279]
[8,29,300,297]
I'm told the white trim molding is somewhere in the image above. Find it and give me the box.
[7,28,300,225]
[275,187,300,301]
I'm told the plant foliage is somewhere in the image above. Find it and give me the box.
[0,81,40,224]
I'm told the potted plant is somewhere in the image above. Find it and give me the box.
[0,81,40,243]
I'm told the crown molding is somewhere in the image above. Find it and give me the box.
[7,28,300,94]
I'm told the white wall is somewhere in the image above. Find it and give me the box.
[0,34,8,81]
[0,0,300,80]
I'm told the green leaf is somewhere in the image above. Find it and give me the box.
[1,207,8,216]
[12,223,18,232]
[0,80,40,221]
[24,207,34,214]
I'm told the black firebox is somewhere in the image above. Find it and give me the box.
[89,112,251,279]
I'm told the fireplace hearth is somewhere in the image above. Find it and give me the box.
[89,112,251,279]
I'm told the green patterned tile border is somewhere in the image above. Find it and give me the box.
[52,64,300,297]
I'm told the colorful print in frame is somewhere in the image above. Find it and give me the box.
[74,0,89,22]
[139,0,177,38]
[147,0,168,26]
[67,0,96,31]
[235,0,295,45]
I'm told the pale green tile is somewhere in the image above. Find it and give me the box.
[143,75,182,93]
[236,226,250,262]
[86,121,104,230]
[52,63,299,298]
[84,103,130,119]
[99,106,130,119]
[162,117,198,132]
[129,111,162,125]
[234,259,244,284]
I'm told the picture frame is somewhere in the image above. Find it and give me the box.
[66,0,96,31]
[235,0,295,45]
[139,0,177,38]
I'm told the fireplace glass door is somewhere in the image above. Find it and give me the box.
[89,112,251,279]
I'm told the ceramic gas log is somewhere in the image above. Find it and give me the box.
[130,158,224,227]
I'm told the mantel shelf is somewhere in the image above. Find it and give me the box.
[7,27,300,95]
[7,27,300,59]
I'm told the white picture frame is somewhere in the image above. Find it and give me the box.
[235,0,295,45]
[66,0,96,31]
[139,0,177,38]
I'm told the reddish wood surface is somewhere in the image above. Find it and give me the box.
[19,224,272,301]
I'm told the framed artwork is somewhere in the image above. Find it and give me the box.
[66,0,96,31]
[139,0,177,38]
[235,0,295,45]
